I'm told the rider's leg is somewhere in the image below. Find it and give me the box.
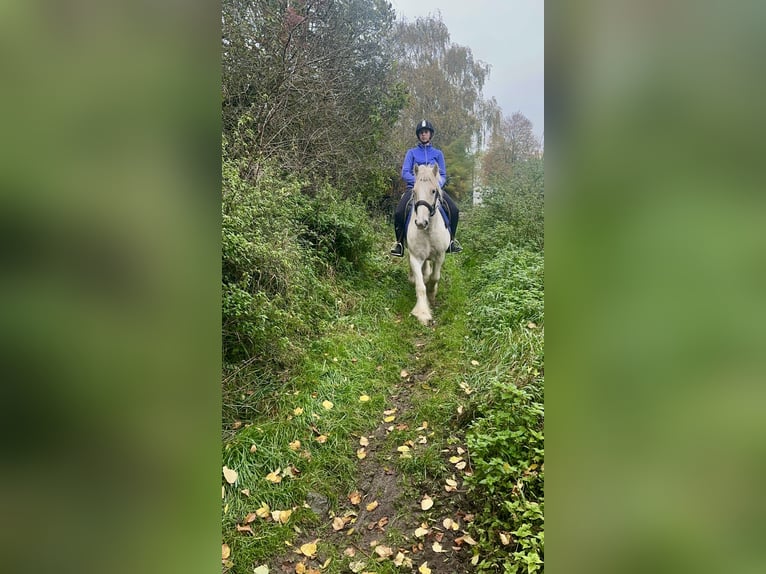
[390,189,412,256]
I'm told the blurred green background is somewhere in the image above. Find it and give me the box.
[0,1,220,573]
[547,1,766,573]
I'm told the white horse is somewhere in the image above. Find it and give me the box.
[406,164,451,325]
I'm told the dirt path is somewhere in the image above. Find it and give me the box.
[270,333,477,574]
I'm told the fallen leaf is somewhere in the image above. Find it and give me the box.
[315,435,328,443]
[418,562,431,574]
[432,542,445,553]
[359,436,369,446]
[366,500,379,512]
[414,526,429,538]
[455,461,467,470]
[244,512,257,524]
[500,532,512,545]
[397,445,411,453]
[295,563,306,574]
[420,496,434,511]
[400,369,410,378]
[383,408,397,415]
[343,547,356,557]
[299,541,318,557]
[377,517,389,529]
[383,415,396,423]
[449,456,463,464]
[470,360,479,366]
[442,518,454,530]
[461,534,477,545]
[241,488,251,497]
[250,444,258,453]
[457,405,464,415]
[222,466,238,485]
[471,554,480,565]
[272,509,292,524]
[266,470,282,483]
[374,545,394,558]
[254,566,269,574]
[222,543,231,560]
[289,440,301,451]
[235,523,254,534]
[527,322,537,329]
[293,407,304,416]
[255,503,270,518]
[322,400,334,410]
[332,517,346,531]
[359,395,370,402]
[349,491,362,505]
[349,561,365,573]
[356,448,367,459]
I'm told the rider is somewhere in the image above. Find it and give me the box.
[390,119,462,257]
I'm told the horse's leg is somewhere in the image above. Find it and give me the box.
[428,253,445,306]
[409,255,432,325]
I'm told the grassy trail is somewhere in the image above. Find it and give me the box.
[222,252,481,574]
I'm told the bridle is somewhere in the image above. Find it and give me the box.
[412,181,441,217]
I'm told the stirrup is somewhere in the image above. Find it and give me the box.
[448,239,463,253]
[390,242,404,257]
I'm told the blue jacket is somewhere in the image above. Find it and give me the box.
[401,143,447,189]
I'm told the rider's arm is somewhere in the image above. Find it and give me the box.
[401,149,416,188]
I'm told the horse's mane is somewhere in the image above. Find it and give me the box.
[414,164,440,187]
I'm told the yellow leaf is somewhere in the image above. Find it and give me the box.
[359,395,370,402]
[348,491,362,505]
[349,562,365,573]
[244,512,257,524]
[359,436,369,446]
[449,456,463,464]
[332,517,346,531]
[222,543,231,560]
[527,321,537,329]
[293,407,304,416]
[272,509,292,524]
[222,466,238,485]
[471,554,480,565]
[295,563,306,574]
[316,435,328,443]
[462,534,477,545]
[470,360,479,366]
[356,448,367,459]
[265,471,282,484]
[383,415,396,423]
[432,542,445,553]
[418,562,431,574]
[299,541,318,557]
[383,408,397,415]
[397,445,410,453]
[414,526,429,538]
[322,400,333,410]
[420,496,433,510]
[343,547,356,557]
[255,503,270,518]
[289,440,301,451]
[400,369,410,378]
[457,447,466,455]
[250,444,258,453]
[240,488,251,497]
[374,545,394,558]
[455,461,467,470]
[366,500,379,512]
[500,532,511,545]
[254,566,269,574]
[442,518,454,530]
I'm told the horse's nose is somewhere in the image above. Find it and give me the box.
[416,219,429,230]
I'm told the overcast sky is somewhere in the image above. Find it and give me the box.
[388,0,544,140]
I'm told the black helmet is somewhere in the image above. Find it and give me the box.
[415,119,435,137]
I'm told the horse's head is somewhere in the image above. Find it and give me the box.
[412,164,441,230]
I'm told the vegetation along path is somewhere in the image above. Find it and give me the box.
[222,210,545,574]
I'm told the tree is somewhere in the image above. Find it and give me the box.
[222,0,405,199]
[481,111,541,188]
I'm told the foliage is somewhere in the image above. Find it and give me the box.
[481,111,541,187]
[470,156,544,250]
[222,0,403,195]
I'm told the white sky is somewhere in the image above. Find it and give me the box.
[388,0,544,141]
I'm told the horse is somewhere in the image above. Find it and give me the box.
[406,163,451,325]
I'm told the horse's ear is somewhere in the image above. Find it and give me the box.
[432,164,439,177]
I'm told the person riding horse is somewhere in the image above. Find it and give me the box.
[390,120,462,257]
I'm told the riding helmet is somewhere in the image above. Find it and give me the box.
[415,119,435,137]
